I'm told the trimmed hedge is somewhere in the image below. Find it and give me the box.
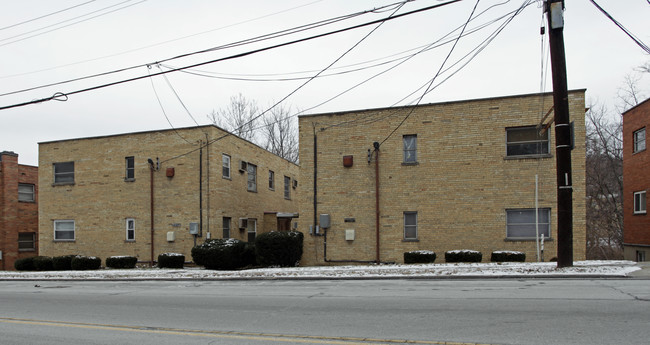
[192,239,247,270]
[106,256,138,269]
[445,250,482,263]
[158,253,185,269]
[404,251,436,264]
[14,257,36,271]
[242,242,257,268]
[33,256,54,271]
[53,255,77,271]
[71,256,102,270]
[491,251,526,262]
[255,231,304,267]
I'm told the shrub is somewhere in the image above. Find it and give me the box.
[14,257,36,271]
[158,253,185,269]
[53,255,77,271]
[445,250,482,263]
[106,256,138,269]
[241,242,257,268]
[32,256,54,271]
[192,239,247,270]
[491,251,526,262]
[404,251,436,264]
[255,231,304,267]
[71,256,102,270]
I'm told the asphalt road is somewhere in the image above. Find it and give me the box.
[0,279,648,345]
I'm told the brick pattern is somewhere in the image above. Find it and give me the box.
[622,98,650,260]
[0,151,39,271]
[38,126,299,264]
[298,91,587,265]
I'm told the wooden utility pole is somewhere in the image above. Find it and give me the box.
[546,0,573,268]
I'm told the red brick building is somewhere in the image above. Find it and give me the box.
[623,98,650,262]
[0,151,39,270]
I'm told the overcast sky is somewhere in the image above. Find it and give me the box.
[1,0,648,166]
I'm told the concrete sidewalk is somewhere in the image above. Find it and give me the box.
[629,262,650,277]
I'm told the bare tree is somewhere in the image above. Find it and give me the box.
[207,93,259,143]
[585,103,624,259]
[261,103,299,163]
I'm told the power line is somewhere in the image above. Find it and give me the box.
[0,0,463,111]
[146,66,194,145]
[157,65,201,127]
[0,0,97,31]
[588,0,650,54]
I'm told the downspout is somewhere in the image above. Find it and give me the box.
[199,141,203,246]
[148,158,156,267]
[374,141,380,264]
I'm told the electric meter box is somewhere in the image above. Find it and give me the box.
[319,214,331,229]
[189,222,199,235]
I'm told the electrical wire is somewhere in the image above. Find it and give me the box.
[0,0,97,31]
[157,65,201,127]
[588,0,650,54]
[0,0,463,111]
[0,0,147,47]
[146,65,194,145]
[0,0,404,97]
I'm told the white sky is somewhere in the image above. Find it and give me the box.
[1,0,648,166]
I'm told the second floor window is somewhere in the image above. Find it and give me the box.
[125,156,135,180]
[222,154,231,179]
[634,191,647,214]
[634,128,646,153]
[284,176,291,199]
[506,126,549,157]
[18,183,35,202]
[247,163,257,192]
[269,170,275,190]
[403,135,417,163]
[53,162,74,184]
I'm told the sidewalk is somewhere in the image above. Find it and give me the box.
[628,261,650,277]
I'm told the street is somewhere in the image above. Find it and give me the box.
[0,279,648,344]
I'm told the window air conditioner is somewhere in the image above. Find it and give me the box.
[292,179,298,189]
[239,160,247,172]
[238,218,248,229]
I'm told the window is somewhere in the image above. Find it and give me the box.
[18,233,35,251]
[247,163,257,192]
[404,212,418,240]
[637,251,646,262]
[269,170,275,190]
[633,128,646,153]
[126,218,135,241]
[53,162,74,184]
[506,208,551,239]
[247,219,257,242]
[54,220,75,241]
[223,217,231,239]
[403,135,417,163]
[125,156,135,180]
[284,176,291,199]
[634,191,646,214]
[222,154,231,179]
[506,126,549,157]
[18,183,35,202]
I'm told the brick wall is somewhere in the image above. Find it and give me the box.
[622,98,650,260]
[0,151,39,271]
[298,91,587,265]
[38,126,298,264]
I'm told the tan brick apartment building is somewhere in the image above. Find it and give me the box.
[0,151,38,270]
[38,125,299,264]
[623,98,650,262]
[298,91,587,265]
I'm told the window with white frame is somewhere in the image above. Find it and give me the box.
[634,191,646,214]
[403,135,417,163]
[247,219,257,242]
[284,176,291,199]
[18,183,35,202]
[126,218,135,241]
[53,162,74,184]
[403,212,418,240]
[223,217,231,238]
[506,126,549,157]
[247,163,257,192]
[54,220,75,241]
[18,232,35,251]
[506,208,550,239]
[633,128,646,153]
[222,154,231,179]
[125,156,135,181]
[269,170,275,190]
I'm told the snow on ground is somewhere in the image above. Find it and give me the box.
[0,261,641,280]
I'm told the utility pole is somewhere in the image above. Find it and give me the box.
[545,0,573,268]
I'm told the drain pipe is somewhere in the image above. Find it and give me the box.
[373,141,380,264]
[147,158,157,267]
